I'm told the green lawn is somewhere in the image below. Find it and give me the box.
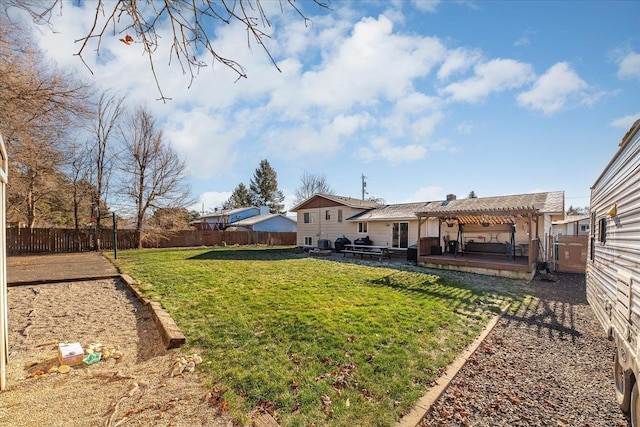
[110,246,528,426]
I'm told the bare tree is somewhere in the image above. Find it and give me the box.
[293,171,333,205]
[0,16,90,226]
[10,0,330,101]
[67,141,95,230]
[87,90,127,247]
[118,106,193,248]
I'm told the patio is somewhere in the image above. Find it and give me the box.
[417,251,533,280]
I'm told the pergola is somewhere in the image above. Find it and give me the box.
[415,205,543,269]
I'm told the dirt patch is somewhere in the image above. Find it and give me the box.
[1,279,232,427]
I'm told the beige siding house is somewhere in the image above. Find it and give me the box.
[292,191,565,279]
[345,202,438,249]
[289,194,382,248]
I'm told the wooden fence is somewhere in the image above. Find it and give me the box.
[552,235,588,273]
[6,228,297,255]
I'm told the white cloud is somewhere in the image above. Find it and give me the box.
[411,0,442,13]
[163,110,242,179]
[610,114,640,130]
[616,51,640,80]
[441,58,535,103]
[514,30,535,47]
[437,47,482,81]
[194,191,232,212]
[517,62,588,115]
[357,137,428,165]
[409,186,445,202]
[270,15,447,113]
[457,121,474,135]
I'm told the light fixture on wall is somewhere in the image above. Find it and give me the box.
[607,203,617,217]
[445,218,455,227]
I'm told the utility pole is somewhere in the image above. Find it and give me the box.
[361,174,368,200]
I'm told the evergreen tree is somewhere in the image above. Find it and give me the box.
[249,159,285,213]
[224,183,253,209]
[468,190,478,198]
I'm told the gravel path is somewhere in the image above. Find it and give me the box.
[419,273,628,427]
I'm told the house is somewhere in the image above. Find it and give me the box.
[345,202,437,250]
[192,206,270,230]
[415,191,565,279]
[227,214,297,232]
[289,194,382,248]
[293,191,565,279]
[552,215,590,236]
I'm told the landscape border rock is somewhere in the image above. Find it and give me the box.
[119,273,186,349]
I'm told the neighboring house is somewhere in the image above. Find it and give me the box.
[552,215,590,236]
[228,214,297,232]
[192,206,270,230]
[289,194,382,248]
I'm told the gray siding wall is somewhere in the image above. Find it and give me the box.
[587,129,640,364]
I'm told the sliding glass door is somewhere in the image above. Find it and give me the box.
[392,222,409,248]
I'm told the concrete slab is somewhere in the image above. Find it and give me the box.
[7,252,120,286]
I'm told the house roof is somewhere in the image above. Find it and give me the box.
[200,206,257,219]
[289,193,382,212]
[232,214,296,226]
[346,202,429,221]
[415,191,565,224]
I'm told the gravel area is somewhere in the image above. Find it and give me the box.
[419,273,629,427]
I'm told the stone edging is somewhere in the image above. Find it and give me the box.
[120,273,186,350]
[395,304,510,427]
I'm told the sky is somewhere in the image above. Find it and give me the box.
[20,0,640,214]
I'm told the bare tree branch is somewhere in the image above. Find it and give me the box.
[8,0,331,101]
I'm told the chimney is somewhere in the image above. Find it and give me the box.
[446,194,457,201]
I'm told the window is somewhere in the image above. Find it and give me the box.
[338,209,343,223]
[303,212,313,224]
[358,222,368,233]
[392,222,409,248]
[580,224,589,233]
[598,217,607,243]
[304,236,313,246]
[325,210,331,221]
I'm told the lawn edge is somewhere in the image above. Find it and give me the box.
[395,304,511,427]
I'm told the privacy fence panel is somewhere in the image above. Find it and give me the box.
[7,228,296,255]
[554,235,588,273]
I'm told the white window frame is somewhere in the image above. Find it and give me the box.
[391,221,409,248]
[357,222,368,234]
[304,236,313,246]
[325,210,331,221]
[303,212,314,224]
